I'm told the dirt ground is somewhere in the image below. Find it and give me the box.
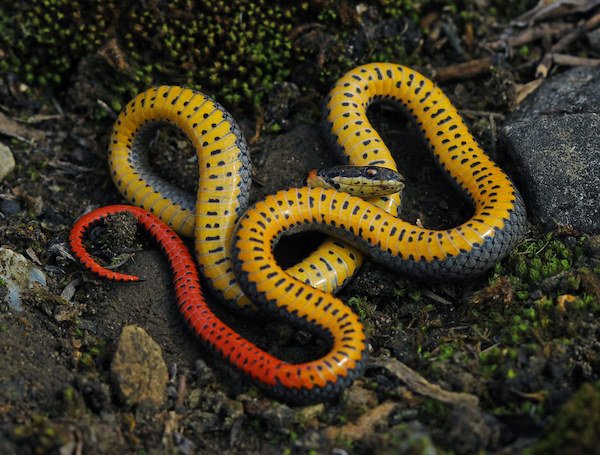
[1,1,600,454]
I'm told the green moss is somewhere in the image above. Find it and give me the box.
[374,423,437,455]
[518,45,530,57]
[348,297,374,333]
[488,0,537,20]
[1,0,426,115]
[493,232,583,288]
[409,289,423,302]
[379,0,431,22]
[464,230,600,418]
[12,414,71,453]
[0,1,117,86]
[419,398,451,426]
[0,1,304,111]
[527,382,600,455]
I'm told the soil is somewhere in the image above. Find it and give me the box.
[1,2,600,454]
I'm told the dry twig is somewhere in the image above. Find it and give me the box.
[515,79,545,105]
[370,357,480,407]
[486,22,574,50]
[550,53,600,66]
[515,0,600,25]
[433,57,494,82]
[537,10,600,77]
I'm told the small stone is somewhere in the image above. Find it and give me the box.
[0,247,47,312]
[0,143,15,182]
[448,405,501,453]
[529,289,544,301]
[370,421,436,454]
[187,389,201,408]
[77,379,111,414]
[0,199,22,216]
[195,359,215,388]
[296,403,325,428]
[110,325,169,407]
[262,403,295,431]
[173,432,197,455]
[242,396,272,416]
[341,383,378,419]
[166,382,178,399]
[190,388,243,431]
[219,396,244,419]
[220,398,244,429]
[293,429,327,452]
[190,411,220,433]
[85,421,126,454]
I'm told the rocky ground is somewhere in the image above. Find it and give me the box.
[1,1,600,454]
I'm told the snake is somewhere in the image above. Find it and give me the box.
[70,63,527,403]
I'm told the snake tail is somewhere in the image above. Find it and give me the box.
[69,205,367,403]
[108,86,255,311]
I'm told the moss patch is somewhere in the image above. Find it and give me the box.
[527,381,600,455]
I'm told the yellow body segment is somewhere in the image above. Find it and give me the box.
[108,84,394,309]
[101,63,526,402]
[321,63,521,262]
[108,86,251,308]
[233,64,526,390]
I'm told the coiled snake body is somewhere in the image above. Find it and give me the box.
[70,63,526,403]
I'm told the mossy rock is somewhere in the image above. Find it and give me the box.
[528,381,600,455]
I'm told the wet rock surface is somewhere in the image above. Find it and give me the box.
[501,66,600,234]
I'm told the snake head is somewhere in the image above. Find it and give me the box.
[307,165,405,197]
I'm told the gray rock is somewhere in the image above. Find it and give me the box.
[110,325,169,407]
[0,199,23,216]
[507,67,600,123]
[265,82,301,129]
[501,67,600,233]
[0,143,15,182]
[0,247,47,312]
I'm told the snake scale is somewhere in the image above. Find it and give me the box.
[70,63,527,402]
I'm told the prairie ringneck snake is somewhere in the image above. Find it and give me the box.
[70,63,526,402]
